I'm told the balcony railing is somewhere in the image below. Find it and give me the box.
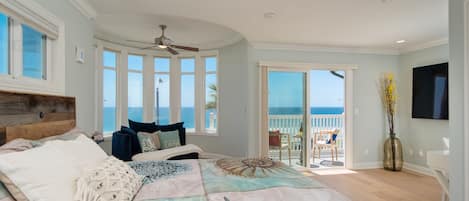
[269,114,345,152]
[207,113,345,152]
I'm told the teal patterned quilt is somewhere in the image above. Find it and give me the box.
[129,158,349,201]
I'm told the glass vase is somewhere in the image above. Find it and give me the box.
[383,135,403,171]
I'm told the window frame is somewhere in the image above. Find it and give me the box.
[154,56,172,125]
[203,56,218,133]
[100,49,120,134]
[96,40,219,136]
[0,0,65,95]
[127,53,144,122]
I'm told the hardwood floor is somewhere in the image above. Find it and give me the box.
[306,168,443,201]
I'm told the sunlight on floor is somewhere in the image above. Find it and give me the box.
[311,168,357,176]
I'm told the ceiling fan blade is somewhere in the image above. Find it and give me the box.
[167,46,179,55]
[127,40,155,45]
[170,45,199,52]
[141,45,158,50]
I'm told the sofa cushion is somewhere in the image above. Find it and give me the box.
[129,120,158,133]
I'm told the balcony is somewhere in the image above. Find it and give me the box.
[268,114,345,168]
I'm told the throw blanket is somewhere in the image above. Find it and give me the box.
[129,158,349,201]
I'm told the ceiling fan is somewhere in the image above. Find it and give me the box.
[127,25,199,55]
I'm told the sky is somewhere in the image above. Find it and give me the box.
[268,70,344,108]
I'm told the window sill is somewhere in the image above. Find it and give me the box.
[186,131,219,137]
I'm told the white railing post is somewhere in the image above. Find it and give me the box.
[209,112,215,129]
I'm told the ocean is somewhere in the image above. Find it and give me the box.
[103,107,344,132]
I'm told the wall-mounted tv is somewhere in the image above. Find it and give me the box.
[412,62,448,120]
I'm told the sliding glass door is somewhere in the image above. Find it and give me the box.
[267,70,309,167]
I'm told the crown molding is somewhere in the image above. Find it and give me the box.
[69,0,96,20]
[399,38,449,54]
[94,30,244,50]
[250,42,401,55]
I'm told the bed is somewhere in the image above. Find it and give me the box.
[0,91,349,201]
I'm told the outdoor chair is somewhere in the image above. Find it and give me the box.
[269,130,291,165]
[312,129,340,163]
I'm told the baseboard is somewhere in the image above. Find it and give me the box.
[403,163,434,176]
[352,161,434,176]
[353,161,382,169]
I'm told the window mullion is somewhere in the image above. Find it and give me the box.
[11,19,22,79]
[96,44,104,132]
[170,56,180,124]
[143,55,154,122]
[195,55,204,133]
[119,50,128,127]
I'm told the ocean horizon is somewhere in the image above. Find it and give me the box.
[103,106,344,132]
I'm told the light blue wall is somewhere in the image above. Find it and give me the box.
[186,39,250,157]
[398,45,449,167]
[33,0,96,132]
[247,48,399,165]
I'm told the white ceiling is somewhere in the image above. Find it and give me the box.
[88,0,448,51]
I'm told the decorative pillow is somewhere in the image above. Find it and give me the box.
[0,135,108,201]
[132,144,203,161]
[137,132,160,152]
[0,138,33,155]
[156,122,186,145]
[129,120,158,133]
[75,156,143,201]
[158,130,181,150]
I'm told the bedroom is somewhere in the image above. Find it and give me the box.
[0,0,467,201]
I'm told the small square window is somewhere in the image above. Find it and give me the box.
[155,57,170,72]
[103,51,117,68]
[181,58,195,73]
[128,54,143,71]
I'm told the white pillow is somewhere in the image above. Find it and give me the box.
[0,135,108,201]
[132,144,203,161]
[75,156,143,201]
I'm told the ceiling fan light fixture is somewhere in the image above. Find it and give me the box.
[157,41,167,49]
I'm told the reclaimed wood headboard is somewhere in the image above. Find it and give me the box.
[0,90,76,145]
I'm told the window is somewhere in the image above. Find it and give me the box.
[97,43,218,135]
[0,2,64,94]
[0,13,9,75]
[155,57,170,125]
[22,24,46,79]
[102,50,117,133]
[180,58,195,130]
[205,57,217,131]
[128,54,143,122]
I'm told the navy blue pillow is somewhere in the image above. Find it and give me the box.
[112,131,132,161]
[129,119,158,133]
[156,122,186,145]
[120,126,142,155]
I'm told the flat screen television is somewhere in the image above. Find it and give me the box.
[412,62,449,120]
